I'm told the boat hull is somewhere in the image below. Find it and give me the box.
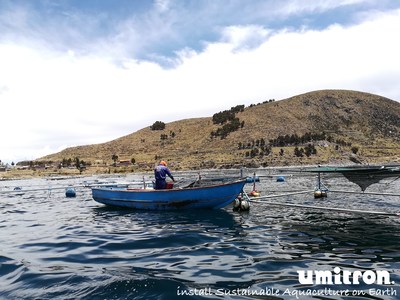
[92,180,247,210]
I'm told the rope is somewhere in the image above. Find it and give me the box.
[0,185,87,194]
[0,180,151,194]
[248,199,399,216]
[247,190,314,200]
[330,190,400,197]
[244,190,399,216]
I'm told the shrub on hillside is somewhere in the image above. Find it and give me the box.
[150,121,166,130]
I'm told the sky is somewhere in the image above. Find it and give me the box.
[1,0,400,164]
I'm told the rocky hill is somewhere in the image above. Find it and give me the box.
[38,90,400,170]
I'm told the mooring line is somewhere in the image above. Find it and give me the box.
[0,180,152,194]
[247,190,314,200]
[0,185,87,194]
[248,199,399,216]
[330,190,400,197]
[245,190,399,216]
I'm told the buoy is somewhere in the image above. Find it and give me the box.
[11,186,24,196]
[233,195,250,212]
[240,199,250,211]
[245,176,260,183]
[247,172,260,197]
[314,172,328,198]
[233,197,241,210]
[65,187,76,198]
[276,176,285,182]
[314,189,327,198]
[249,190,261,197]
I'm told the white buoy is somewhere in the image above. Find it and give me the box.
[233,195,250,212]
[314,189,327,198]
[240,199,250,211]
[233,198,241,210]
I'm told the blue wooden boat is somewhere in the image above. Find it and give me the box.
[91,179,247,210]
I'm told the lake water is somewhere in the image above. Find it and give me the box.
[1,169,399,299]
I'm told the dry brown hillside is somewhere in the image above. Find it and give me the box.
[38,89,400,170]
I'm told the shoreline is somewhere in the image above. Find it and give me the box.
[1,161,398,182]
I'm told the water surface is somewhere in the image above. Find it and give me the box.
[1,171,399,299]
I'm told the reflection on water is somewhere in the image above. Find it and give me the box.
[0,173,399,299]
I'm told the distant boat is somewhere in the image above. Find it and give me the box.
[91,179,247,210]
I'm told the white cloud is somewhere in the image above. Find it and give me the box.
[154,0,171,12]
[221,25,272,51]
[275,0,370,16]
[0,4,399,163]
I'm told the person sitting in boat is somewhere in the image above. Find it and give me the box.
[154,160,175,189]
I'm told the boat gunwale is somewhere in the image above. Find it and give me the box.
[92,179,247,193]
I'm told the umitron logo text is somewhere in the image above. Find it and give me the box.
[297,267,394,285]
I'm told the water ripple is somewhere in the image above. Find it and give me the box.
[1,175,399,299]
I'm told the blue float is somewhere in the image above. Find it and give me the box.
[276,176,285,182]
[245,176,260,183]
[65,187,76,198]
